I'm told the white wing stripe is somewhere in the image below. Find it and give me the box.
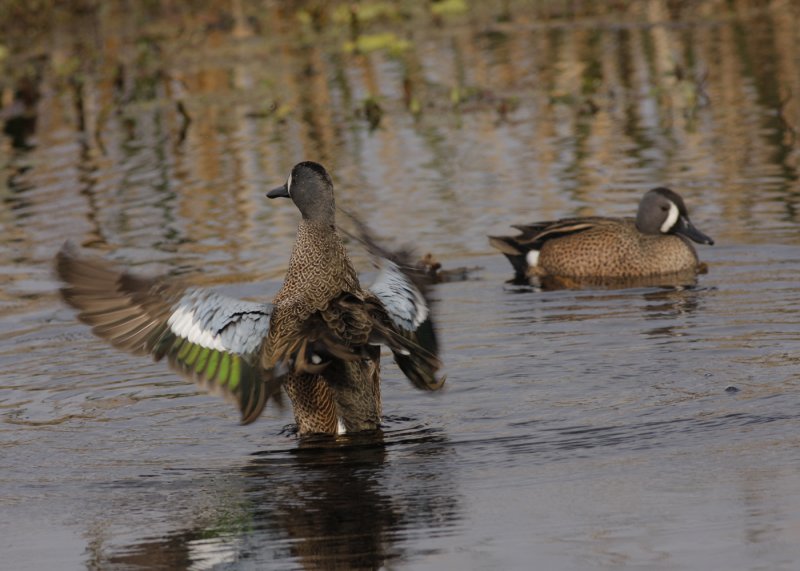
[168,304,227,351]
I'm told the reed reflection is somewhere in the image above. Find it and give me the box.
[3,1,798,260]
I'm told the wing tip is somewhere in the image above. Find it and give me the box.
[418,372,446,392]
[237,373,286,425]
[54,240,79,283]
[488,235,523,256]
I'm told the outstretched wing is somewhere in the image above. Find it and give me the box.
[336,209,444,390]
[55,242,278,424]
[368,261,443,391]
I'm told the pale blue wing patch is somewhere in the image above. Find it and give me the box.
[367,261,443,391]
[55,242,279,424]
[329,213,444,391]
[166,289,270,356]
[159,288,277,423]
[368,261,429,333]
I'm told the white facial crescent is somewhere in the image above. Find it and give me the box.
[660,201,679,233]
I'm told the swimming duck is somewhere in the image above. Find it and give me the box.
[488,187,713,283]
[56,161,444,436]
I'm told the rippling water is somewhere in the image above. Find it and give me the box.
[2,1,800,569]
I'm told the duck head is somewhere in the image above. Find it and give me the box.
[636,187,714,245]
[268,161,336,223]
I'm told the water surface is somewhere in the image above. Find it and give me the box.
[2,2,800,569]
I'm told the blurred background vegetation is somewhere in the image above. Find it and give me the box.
[1,0,797,270]
[4,0,794,153]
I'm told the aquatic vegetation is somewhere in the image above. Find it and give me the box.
[343,32,411,55]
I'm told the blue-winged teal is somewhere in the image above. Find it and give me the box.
[56,161,443,436]
[489,187,714,282]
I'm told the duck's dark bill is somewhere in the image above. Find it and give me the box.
[675,216,714,245]
[267,184,290,199]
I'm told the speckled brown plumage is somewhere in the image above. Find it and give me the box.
[533,218,700,278]
[263,161,443,435]
[264,217,383,434]
[55,161,443,438]
[287,354,381,434]
[489,187,713,284]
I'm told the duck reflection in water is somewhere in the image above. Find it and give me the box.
[530,269,704,292]
[90,431,461,570]
[639,285,706,339]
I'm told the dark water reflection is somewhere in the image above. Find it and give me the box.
[93,431,461,570]
[520,269,703,292]
[3,1,800,570]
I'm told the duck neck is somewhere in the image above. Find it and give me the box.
[281,219,358,297]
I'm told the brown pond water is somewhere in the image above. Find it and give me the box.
[2,1,800,569]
